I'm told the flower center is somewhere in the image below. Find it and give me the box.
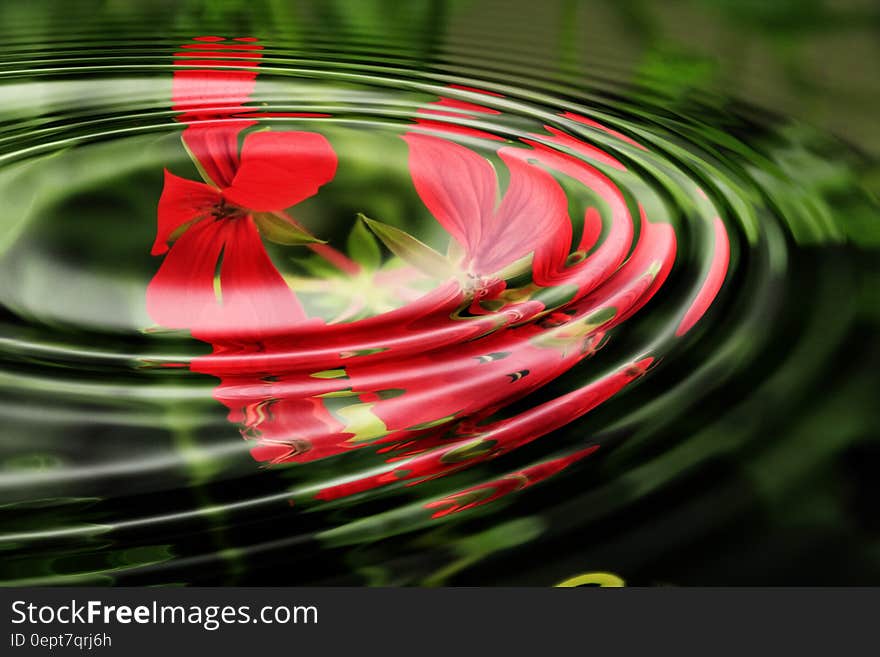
[212,199,244,220]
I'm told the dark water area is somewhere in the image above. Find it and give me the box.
[0,0,878,586]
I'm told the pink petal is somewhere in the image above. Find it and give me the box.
[403,133,497,261]
[476,147,569,275]
[526,142,635,296]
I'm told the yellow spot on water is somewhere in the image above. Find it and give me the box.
[555,572,625,587]
[338,402,388,443]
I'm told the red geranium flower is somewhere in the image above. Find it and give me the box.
[146,124,338,342]
[401,132,570,286]
[145,62,718,514]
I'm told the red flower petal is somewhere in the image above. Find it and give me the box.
[146,216,229,329]
[424,446,598,518]
[152,169,221,255]
[223,131,338,212]
[561,111,648,151]
[171,38,261,120]
[172,67,260,118]
[540,125,627,171]
[476,147,569,275]
[428,96,501,116]
[675,216,729,336]
[147,215,307,341]
[402,133,497,261]
[181,122,253,188]
[579,206,603,252]
[526,142,635,296]
[211,215,308,342]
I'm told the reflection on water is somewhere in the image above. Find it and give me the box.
[0,1,878,586]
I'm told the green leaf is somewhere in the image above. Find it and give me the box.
[347,216,382,269]
[492,253,533,280]
[440,438,498,464]
[181,136,220,187]
[254,212,325,246]
[298,255,341,277]
[310,369,347,379]
[359,213,451,278]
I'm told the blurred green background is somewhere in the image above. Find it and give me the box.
[2,0,878,152]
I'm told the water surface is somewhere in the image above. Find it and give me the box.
[0,0,878,586]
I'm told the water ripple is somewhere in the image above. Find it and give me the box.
[0,24,876,586]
